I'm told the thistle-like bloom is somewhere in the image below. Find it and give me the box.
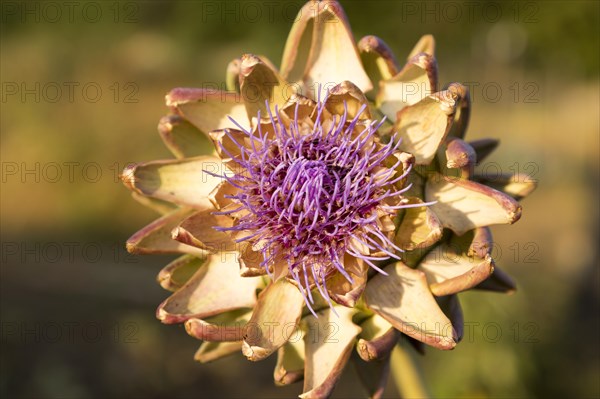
[121,1,536,398]
[212,96,418,313]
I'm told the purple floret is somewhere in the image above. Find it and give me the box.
[212,99,413,312]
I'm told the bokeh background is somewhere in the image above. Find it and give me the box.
[1,0,599,398]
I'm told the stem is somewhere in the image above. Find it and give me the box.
[390,339,431,398]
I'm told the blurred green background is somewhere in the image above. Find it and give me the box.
[1,0,598,398]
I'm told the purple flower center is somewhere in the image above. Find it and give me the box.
[215,100,413,310]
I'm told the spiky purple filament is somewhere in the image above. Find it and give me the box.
[213,100,413,311]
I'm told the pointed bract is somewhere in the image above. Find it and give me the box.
[130,192,177,215]
[299,0,372,99]
[377,52,438,121]
[426,173,522,235]
[172,210,236,253]
[324,81,371,120]
[475,266,517,293]
[301,307,361,399]
[470,138,500,162]
[157,255,260,324]
[358,35,400,89]
[185,311,251,341]
[274,336,306,386]
[408,34,436,59]
[239,54,293,119]
[356,315,400,361]
[394,91,456,164]
[158,114,214,159]
[395,197,443,250]
[444,137,477,171]
[446,83,471,139]
[157,254,207,291]
[195,341,242,363]
[437,295,464,342]
[474,173,538,201]
[121,157,227,209]
[242,279,305,361]
[125,207,205,256]
[365,262,456,350]
[166,88,249,132]
[418,244,495,296]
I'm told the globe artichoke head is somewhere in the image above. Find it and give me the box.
[121,1,536,398]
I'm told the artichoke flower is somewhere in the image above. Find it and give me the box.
[121,1,536,398]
